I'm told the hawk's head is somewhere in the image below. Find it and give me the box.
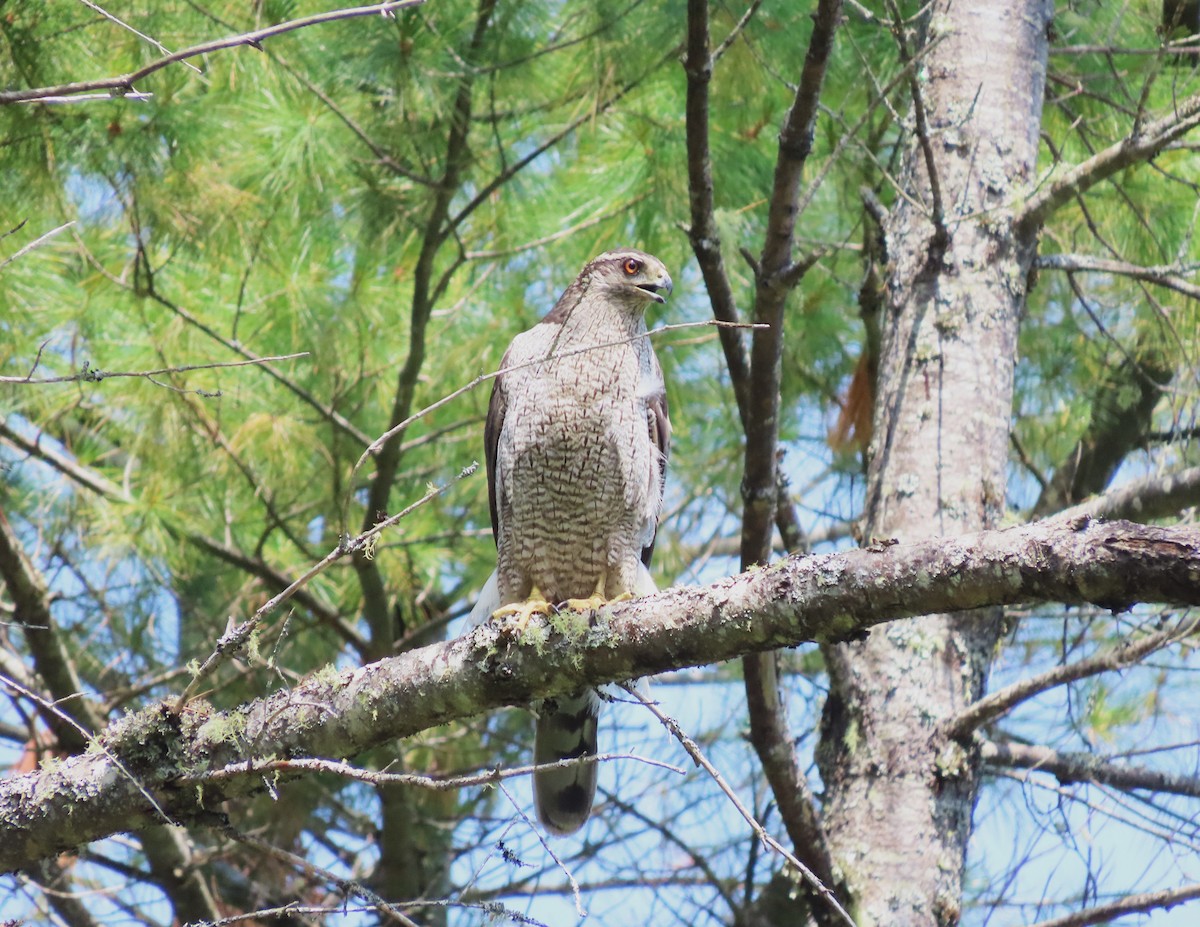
[588,249,673,306]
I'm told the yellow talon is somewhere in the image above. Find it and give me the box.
[563,594,607,612]
[492,586,553,633]
[563,577,633,612]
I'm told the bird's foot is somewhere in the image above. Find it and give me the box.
[563,590,632,612]
[492,588,553,635]
[563,593,607,612]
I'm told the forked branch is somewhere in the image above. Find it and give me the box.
[2,516,1196,872]
[0,1,427,105]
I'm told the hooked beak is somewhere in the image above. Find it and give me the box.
[636,275,673,304]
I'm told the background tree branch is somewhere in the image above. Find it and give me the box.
[1018,90,1200,233]
[2,516,1196,873]
[982,739,1200,800]
[0,1,428,105]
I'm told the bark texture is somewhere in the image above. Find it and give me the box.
[1,517,1196,874]
[818,3,1054,924]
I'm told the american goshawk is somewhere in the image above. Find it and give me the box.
[470,248,672,835]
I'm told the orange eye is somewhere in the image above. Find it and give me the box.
[623,258,641,275]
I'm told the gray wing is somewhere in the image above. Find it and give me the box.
[641,357,670,568]
[483,348,510,549]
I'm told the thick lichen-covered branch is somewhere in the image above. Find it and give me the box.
[1,516,1197,872]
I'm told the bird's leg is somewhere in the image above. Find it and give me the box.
[564,575,629,613]
[492,585,553,633]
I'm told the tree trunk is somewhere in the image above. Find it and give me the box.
[817,3,1053,924]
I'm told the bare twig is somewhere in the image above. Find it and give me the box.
[946,613,1200,739]
[981,739,1200,800]
[625,685,857,927]
[0,420,125,499]
[1,352,309,385]
[712,0,764,62]
[217,822,420,927]
[600,787,742,917]
[0,420,360,649]
[797,39,940,226]
[885,0,946,242]
[18,92,154,104]
[175,904,385,927]
[0,1,427,105]
[0,509,102,751]
[173,464,478,711]
[1052,43,1200,57]
[1020,882,1200,927]
[133,281,374,448]
[172,0,434,187]
[72,221,371,445]
[194,752,685,790]
[1019,91,1200,232]
[348,319,765,496]
[74,0,203,73]
[445,44,680,237]
[497,781,587,918]
[271,55,434,188]
[1037,253,1200,300]
[1,219,28,242]
[16,856,105,927]
[0,221,76,271]
[463,195,649,260]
